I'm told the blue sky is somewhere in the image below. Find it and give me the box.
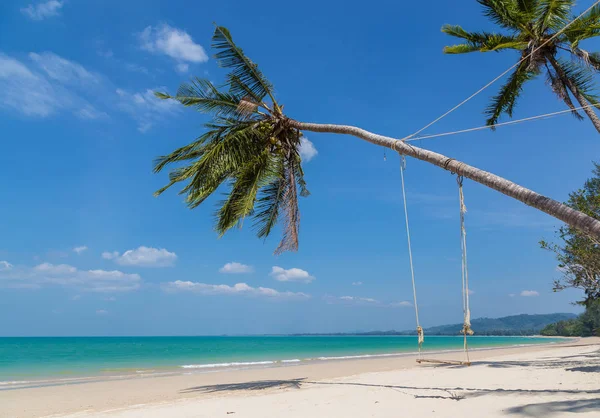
[0,0,598,336]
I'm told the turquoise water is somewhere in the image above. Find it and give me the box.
[0,336,563,385]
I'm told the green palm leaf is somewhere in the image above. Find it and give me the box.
[545,65,584,119]
[477,0,531,32]
[516,0,539,15]
[563,5,600,48]
[486,61,539,126]
[535,0,574,33]
[442,25,526,53]
[253,161,287,240]
[215,149,273,234]
[558,59,600,105]
[212,26,278,109]
[156,78,256,120]
[275,156,301,254]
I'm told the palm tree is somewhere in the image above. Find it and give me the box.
[155,27,307,254]
[442,0,600,133]
[155,25,600,252]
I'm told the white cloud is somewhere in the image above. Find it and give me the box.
[104,296,116,302]
[0,53,63,117]
[340,296,378,303]
[352,281,363,286]
[326,295,412,308]
[219,262,253,274]
[116,87,180,132]
[138,24,208,72]
[0,262,141,292]
[270,266,315,283]
[164,280,310,300]
[176,63,189,73]
[21,0,63,21]
[468,289,475,295]
[76,105,108,120]
[509,293,516,297]
[102,251,119,260]
[520,290,539,297]
[35,262,76,274]
[103,246,177,267]
[0,51,172,131]
[29,52,99,85]
[71,294,81,300]
[299,137,318,162]
[124,62,149,75]
[390,301,413,307]
[0,52,106,120]
[0,261,13,271]
[73,246,88,255]
[96,309,108,315]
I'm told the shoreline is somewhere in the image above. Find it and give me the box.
[0,336,573,391]
[2,337,597,418]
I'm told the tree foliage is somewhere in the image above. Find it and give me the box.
[442,0,600,129]
[540,300,600,336]
[540,163,600,306]
[154,26,309,253]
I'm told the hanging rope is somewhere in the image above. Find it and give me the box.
[398,155,423,357]
[405,104,600,143]
[403,0,600,140]
[457,175,474,363]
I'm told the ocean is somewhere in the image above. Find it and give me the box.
[0,336,564,388]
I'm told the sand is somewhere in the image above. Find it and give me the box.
[2,338,599,418]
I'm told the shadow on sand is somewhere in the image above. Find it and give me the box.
[505,398,600,417]
[179,350,600,414]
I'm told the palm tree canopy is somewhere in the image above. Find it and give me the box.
[154,26,308,254]
[442,0,600,126]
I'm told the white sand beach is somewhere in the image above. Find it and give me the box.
[2,338,599,418]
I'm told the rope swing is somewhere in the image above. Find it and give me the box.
[397,154,473,366]
[458,175,474,364]
[398,156,423,360]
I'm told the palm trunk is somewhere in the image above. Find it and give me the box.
[289,119,600,239]
[548,57,600,134]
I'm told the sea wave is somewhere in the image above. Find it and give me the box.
[181,360,275,369]
[315,352,409,361]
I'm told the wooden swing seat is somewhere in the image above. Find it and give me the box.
[416,358,471,366]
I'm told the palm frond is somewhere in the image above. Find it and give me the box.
[155,78,256,120]
[253,160,286,240]
[534,0,574,33]
[563,4,600,48]
[545,64,584,119]
[212,26,278,108]
[443,44,484,54]
[570,49,600,72]
[153,125,227,175]
[516,0,539,15]
[559,59,600,105]
[477,0,532,32]
[442,25,526,54]
[275,155,301,254]
[154,120,263,206]
[486,61,539,126]
[215,150,273,234]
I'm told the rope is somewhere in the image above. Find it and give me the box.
[406,104,600,142]
[398,155,423,357]
[404,0,600,140]
[457,176,474,364]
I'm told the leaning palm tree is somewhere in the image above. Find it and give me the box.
[155,25,600,252]
[442,0,600,132]
[155,27,307,254]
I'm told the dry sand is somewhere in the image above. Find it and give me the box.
[2,338,599,418]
